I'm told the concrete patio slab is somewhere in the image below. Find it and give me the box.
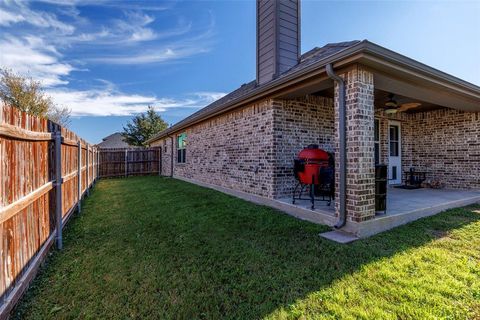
[352,187,480,238]
[276,187,480,238]
[320,230,359,243]
[277,197,336,216]
[385,188,480,216]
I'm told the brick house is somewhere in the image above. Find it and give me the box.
[148,0,480,237]
[97,132,138,149]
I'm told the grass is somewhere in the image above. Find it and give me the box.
[12,176,480,319]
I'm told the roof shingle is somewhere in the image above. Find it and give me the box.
[149,40,361,142]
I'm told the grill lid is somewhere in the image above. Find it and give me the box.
[298,144,329,162]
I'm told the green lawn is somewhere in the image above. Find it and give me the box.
[12,176,480,319]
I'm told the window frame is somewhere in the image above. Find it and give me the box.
[389,125,400,157]
[177,132,187,164]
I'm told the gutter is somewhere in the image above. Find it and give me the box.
[147,40,480,145]
[326,63,347,229]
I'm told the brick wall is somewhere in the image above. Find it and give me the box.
[375,108,480,189]
[152,96,335,199]
[272,96,334,198]
[153,99,277,198]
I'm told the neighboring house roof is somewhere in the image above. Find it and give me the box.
[97,132,134,149]
[147,40,480,144]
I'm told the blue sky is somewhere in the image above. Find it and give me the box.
[1,0,479,143]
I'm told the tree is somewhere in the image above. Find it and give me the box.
[122,106,168,146]
[47,105,72,127]
[0,68,71,126]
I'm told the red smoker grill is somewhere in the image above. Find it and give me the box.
[293,145,334,209]
[296,147,329,184]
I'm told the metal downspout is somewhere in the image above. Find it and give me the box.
[326,64,347,229]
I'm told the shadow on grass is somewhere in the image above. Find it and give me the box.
[11,176,480,319]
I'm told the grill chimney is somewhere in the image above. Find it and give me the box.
[256,0,300,85]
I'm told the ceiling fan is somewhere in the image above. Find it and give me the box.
[384,93,421,114]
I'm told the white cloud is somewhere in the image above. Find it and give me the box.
[46,85,226,117]
[130,28,156,42]
[89,45,209,64]
[88,17,214,64]
[0,1,75,34]
[194,92,227,102]
[112,11,158,43]
[47,87,157,116]
[0,36,74,86]
[124,11,155,26]
[0,7,24,26]
[0,1,220,119]
[35,0,172,11]
[64,29,110,43]
[1,0,213,62]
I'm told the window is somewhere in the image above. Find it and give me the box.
[177,132,187,163]
[374,119,380,164]
[163,140,167,153]
[389,125,399,157]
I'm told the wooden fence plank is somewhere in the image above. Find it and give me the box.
[62,137,77,147]
[0,182,54,225]
[0,103,98,318]
[77,141,82,213]
[0,123,53,141]
[99,147,161,178]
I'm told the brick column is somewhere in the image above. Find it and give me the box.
[334,65,376,222]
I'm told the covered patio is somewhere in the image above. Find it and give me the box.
[278,187,480,219]
[271,51,480,236]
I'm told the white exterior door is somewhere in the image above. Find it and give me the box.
[388,121,402,185]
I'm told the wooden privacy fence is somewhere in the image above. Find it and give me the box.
[99,147,161,178]
[0,104,98,318]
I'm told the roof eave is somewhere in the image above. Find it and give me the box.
[147,40,480,143]
[361,41,480,96]
[146,41,368,143]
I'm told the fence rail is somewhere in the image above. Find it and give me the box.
[99,147,161,178]
[0,104,98,319]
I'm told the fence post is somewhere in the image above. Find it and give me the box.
[92,148,96,184]
[125,149,128,177]
[95,147,100,183]
[86,144,90,196]
[77,140,82,213]
[95,147,100,180]
[54,130,63,250]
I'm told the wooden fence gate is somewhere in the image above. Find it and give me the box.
[98,147,161,178]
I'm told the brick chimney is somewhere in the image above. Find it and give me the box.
[256,0,301,85]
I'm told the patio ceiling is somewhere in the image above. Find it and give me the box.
[276,68,480,112]
[373,71,479,112]
[373,89,445,113]
[276,41,480,112]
